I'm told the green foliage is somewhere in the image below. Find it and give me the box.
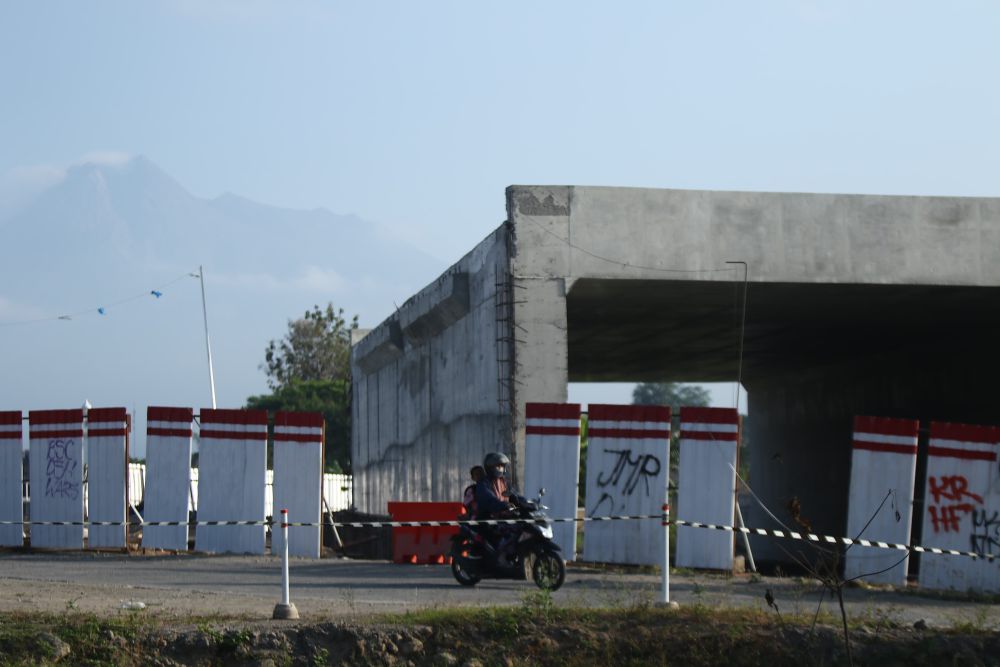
[261,303,358,391]
[250,302,359,473]
[245,379,350,473]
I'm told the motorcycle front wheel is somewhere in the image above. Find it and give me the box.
[531,551,565,591]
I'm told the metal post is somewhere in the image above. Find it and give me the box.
[661,502,670,604]
[197,266,217,409]
[272,509,299,619]
[735,502,757,573]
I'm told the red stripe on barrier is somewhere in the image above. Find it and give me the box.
[30,429,84,439]
[930,421,1000,445]
[679,407,739,424]
[526,403,581,420]
[681,431,739,442]
[589,427,670,439]
[525,426,580,436]
[852,441,918,456]
[0,432,22,439]
[29,409,83,425]
[147,427,193,438]
[589,404,671,423]
[148,406,193,422]
[88,428,127,438]
[0,411,21,426]
[274,411,324,428]
[201,408,268,426]
[199,428,267,441]
[928,446,997,461]
[88,407,126,422]
[273,432,323,443]
[853,415,920,437]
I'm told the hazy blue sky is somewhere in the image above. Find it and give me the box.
[2,1,998,411]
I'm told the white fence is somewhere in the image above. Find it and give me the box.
[119,465,352,516]
[35,466,353,521]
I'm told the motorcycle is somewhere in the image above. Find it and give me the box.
[449,488,566,591]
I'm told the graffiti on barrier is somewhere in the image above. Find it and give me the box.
[589,448,661,517]
[927,475,983,534]
[44,439,79,500]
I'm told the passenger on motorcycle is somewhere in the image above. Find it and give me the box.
[475,452,517,566]
[462,465,485,517]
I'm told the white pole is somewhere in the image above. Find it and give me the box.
[272,508,299,619]
[281,509,291,605]
[662,501,670,604]
[197,266,217,409]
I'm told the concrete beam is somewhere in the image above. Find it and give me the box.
[400,272,470,345]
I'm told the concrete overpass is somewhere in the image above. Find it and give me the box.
[351,185,1000,564]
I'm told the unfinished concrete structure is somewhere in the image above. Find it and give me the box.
[351,185,1000,563]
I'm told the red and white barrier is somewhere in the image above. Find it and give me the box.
[272,411,323,558]
[196,409,268,554]
[919,421,1000,592]
[28,409,85,549]
[144,407,194,551]
[844,416,919,585]
[675,407,740,571]
[523,403,582,559]
[0,411,22,547]
[582,404,670,566]
[87,407,128,549]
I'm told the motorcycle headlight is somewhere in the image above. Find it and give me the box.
[541,525,553,539]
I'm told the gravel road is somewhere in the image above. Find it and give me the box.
[0,550,996,630]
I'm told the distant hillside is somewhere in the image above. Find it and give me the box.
[0,155,444,449]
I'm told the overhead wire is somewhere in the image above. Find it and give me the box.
[0,269,198,326]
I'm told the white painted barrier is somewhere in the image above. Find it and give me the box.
[843,416,919,585]
[323,473,352,512]
[524,402,581,559]
[87,407,128,548]
[582,404,670,566]
[0,411,23,546]
[196,409,267,554]
[29,409,85,548]
[272,411,323,558]
[128,462,145,507]
[919,421,1000,592]
[675,407,739,571]
[143,407,193,551]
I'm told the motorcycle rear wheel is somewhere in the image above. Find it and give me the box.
[532,551,565,591]
[451,551,482,586]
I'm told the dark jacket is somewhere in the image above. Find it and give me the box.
[474,476,510,519]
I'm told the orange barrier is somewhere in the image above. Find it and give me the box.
[387,501,464,565]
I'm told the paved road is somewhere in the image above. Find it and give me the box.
[0,551,996,629]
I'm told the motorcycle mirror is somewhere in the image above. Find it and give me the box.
[538,487,546,497]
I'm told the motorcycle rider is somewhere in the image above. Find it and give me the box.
[475,452,516,565]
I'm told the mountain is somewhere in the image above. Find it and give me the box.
[0,156,444,454]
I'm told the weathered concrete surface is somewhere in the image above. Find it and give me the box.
[354,185,1000,566]
[351,226,511,514]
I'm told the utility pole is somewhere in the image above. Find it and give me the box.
[194,266,217,409]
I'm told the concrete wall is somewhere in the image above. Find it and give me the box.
[350,226,511,514]
[505,185,1000,565]
[355,184,1000,568]
[512,186,1000,286]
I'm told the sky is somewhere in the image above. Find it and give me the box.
[2,1,999,414]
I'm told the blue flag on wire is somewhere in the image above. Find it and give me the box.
[151,290,162,298]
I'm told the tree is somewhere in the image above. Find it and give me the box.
[631,382,711,410]
[261,303,358,390]
[249,303,359,473]
[246,379,351,473]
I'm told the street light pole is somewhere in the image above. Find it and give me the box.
[195,265,218,409]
